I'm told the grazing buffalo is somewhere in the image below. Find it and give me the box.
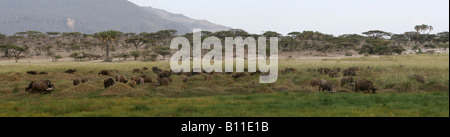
[319,79,335,93]
[349,67,360,72]
[141,75,152,84]
[152,67,162,74]
[129,80,137,88]
[182,77,189,83]
[39,72,48,75]
[282,68,297,74]
[343,68,358,76]
[355,79,377,93]
[81,78,89,83]
[318,68,331,75]
[26,71,38,75]
[132,68,142,73]
[410,74,426,84]
[65,69,77,74]
[25,80,54,94]
[341,77,355,87]
[156,78,169,86]
[158,71,172,79]
[130,75,139,82]
[73,79,80,86]
[310,78,320,87]
[232,73,247,80]
[328,71,339,78]
[142,67,149,71]
[115,75,128,83]
[103,78,115,89]
[98,70,112,76]
[137,78,145,85]
[250,70,262,76]
[332,68,341,73]
[74,78,89,86]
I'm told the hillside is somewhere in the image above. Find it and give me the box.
[0,0,230,35]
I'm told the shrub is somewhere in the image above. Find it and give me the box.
[130,51,141,61]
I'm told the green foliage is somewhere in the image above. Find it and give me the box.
[362,30,392,39]
[150,53,159,61]
[96,30,123,62]
[155,47,171,60]
[359,39,396,55]
[391,45,406,54]
[130,51,141,61]
[262,31,281,38]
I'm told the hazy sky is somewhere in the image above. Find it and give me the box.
[128,0,449,36]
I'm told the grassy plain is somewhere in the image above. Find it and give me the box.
[0,54,448,117]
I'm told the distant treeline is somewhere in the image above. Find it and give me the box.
[0,24,448,62]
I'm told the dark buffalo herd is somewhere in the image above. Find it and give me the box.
[22,65,426,94]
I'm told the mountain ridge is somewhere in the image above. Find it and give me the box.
[0,0,231,35]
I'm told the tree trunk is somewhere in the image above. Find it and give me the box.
[105,43,110,61]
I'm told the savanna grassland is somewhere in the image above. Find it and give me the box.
[0,54,448,117]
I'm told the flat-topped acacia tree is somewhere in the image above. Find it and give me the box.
[95,30,122,62]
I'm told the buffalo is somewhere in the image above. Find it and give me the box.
[73,79,80,86]
[103,78,115,89]
[132,68,142,73]
[131,75,140,82]
[341,77,355,87]
[410,74,426,84]
[250,70,262,76]
[141,75,153,84]
[25,80,54,94]
[282,68,297,74]
[354,79,377,93]
[182,77,189,83]
[129,80,137,88]
[158,71,172,79]
[156,78,169,86]
[232,73,247,80]
[115,75,128,83]
[343,68,358,76]
[98,70,112,76]
[65,69,77,74]
[328,71,339,78]
[319,79,335,93]
[74,78,89,86]
[26,71,38,75]
[310,78,320,87]
[137,78,145,85]
[318,68,331,75]
[80,78,89,83]
[39,72,48,75]
[152,67,162,74]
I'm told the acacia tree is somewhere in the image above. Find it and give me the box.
[125,34,150,51]
[2,44,28,62]
[317,44,336,56]
[362,30,392,39]
[96,30,122,62]
[155,47,171,60]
